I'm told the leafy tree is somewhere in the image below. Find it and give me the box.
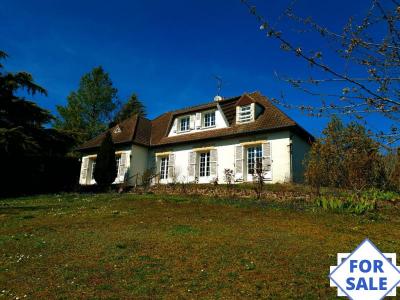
[305,116,382,192]
[55,66,118,144]
[93,131,117,188]
[114,93,146,122]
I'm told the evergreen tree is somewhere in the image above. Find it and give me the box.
[114,93,146,122]
[0,50,77,196]
[55,66,118,144]
[93,131,117,188]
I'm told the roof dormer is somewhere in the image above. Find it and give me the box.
[235,94,256,124]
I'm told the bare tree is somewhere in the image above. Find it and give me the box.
[242,0,400,147]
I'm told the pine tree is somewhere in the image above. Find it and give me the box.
[114,93,146,122]
[93,131,117,188]
[55,66,118,144]
[0,50,77,196]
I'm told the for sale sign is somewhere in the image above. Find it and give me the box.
[329,239,400,299]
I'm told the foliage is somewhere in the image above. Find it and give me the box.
[315,195,376,215]
[141,169,157,192]
[114,93,146,122]
[0,50,78,196]
[93,131,117,188]
[242,1,400,146]
[55,66,118,144]
[305,116,382,192]
[223,169,234,185]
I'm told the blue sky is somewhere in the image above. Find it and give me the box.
[1,0,380,137]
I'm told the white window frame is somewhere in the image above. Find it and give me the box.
[179,116,190,132]
[90,158,96,183]
[160,156,169,179]
[238,105,253,123]
[203,111,216,128]
[247,145,262,176]
[199,152,210,177]
[115,154,121,177]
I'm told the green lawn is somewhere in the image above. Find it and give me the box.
[1,193,400,299]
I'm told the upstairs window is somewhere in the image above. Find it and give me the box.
[160,157,169,179]
[203,111,215,128]
[238,105,252,123]
[179,116,190,132]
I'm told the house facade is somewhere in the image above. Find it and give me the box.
[77,92,314,185]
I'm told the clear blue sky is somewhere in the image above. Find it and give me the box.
[1,0,379,137]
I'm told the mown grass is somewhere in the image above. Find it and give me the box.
[1,193,400,299]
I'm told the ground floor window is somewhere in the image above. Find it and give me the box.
[115,155,121,175]
[90,159,96,180]
[160,156,169,179]
[247,145,262,175]
[199,152,210,177]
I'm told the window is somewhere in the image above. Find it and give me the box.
[179,116,190,132]
[160,157,169,179]
[238,105,252,123]
[203,111,215,128]
[115,155,121,175]
[199,152,210,177]
[247,146,262,175]
[90,159,96,180]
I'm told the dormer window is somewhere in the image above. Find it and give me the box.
[203,111,215,128]
[179,116,190,132]
[238,105,253,123]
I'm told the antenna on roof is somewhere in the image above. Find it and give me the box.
[213,75,223,102]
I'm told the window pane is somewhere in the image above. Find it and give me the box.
[160,157,169,179]
[180,117,190,131]
[247,146,262,174]
[199,152,210,177]
[204,111,215,127]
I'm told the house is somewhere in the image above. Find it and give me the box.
[77,92,314,185]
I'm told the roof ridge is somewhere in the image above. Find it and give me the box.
[249,92,298,126]
[167,95,241,114]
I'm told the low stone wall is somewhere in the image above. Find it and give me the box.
[142,183,312,202]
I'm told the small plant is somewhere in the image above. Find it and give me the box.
[315,195,376,214]
[252,162,264,200]
[224,169,234,185]
[141,169,157,193]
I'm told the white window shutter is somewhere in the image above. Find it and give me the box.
[79,157,89,185]
[189,115,195,130]
[188,151,197,179]
[262,142,272,180]
[235,145,243,180]
[196,112,201,128]
[168,153,175,179]
[210,149,218,177]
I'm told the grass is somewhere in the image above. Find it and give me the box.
[1,193,400,299]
